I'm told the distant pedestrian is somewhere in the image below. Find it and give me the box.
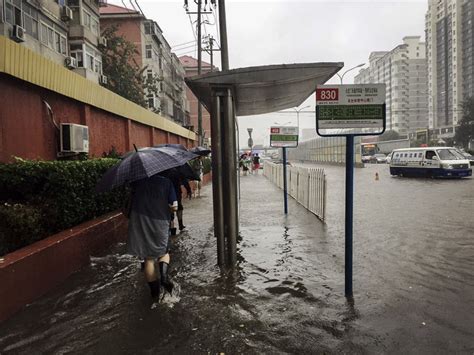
[160,166,193,235]
[193,156,204,197]
[240,154,250,175]
[252,153,261,174]
[126,175,177,301]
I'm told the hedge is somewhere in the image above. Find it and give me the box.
[0,158,126,256]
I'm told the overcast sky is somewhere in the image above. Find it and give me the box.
[109,0,428,147]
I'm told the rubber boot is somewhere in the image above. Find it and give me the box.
[148,280,161,299]
[159,262,174,294]
[170,227,177,236]
[177,210,185,230]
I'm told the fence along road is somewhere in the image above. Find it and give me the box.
[263,161,326,221]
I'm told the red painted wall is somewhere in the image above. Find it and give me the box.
[0,212,127,323]
[0,74,195,162]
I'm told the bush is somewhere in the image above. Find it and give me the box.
[0,203,45,256]
[0,158,126,256]
[202,157,211,175]
[189,157,212,175]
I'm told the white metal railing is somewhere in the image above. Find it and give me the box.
[263,161,326,221]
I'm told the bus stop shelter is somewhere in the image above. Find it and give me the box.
[185,62,344,267]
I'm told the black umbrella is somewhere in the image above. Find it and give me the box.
[190,146,211,156]
[154,143,188,151]
[96,147,198,192]
[120,144,188,160]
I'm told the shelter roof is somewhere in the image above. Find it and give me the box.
[185,62,343,116]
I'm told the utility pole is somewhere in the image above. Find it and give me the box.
[197,0,203,146]
[209,36,214,72]
[184,0,213,146]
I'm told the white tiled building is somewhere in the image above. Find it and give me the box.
[425,0,474,139]
[355,36,428,136]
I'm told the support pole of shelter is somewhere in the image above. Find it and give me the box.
[221,88,238,267]
[211,89,225,266]
[345,135,354,298]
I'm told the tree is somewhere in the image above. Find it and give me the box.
[454,97,474,149]
[379,130,401,141]
[99,25,161,108]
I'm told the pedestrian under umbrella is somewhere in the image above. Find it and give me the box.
[159,164,197,235]
[95,147,197,302]
[127,174,177,302]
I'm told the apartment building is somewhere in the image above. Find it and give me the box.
[355,36,429,136]
[425,0,474,139]
[99,4,189,125]
[179,55,216,146]
[0,0,104,82]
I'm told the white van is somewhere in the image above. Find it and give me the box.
[389,147,472,178]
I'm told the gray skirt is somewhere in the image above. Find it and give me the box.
[126,211,170,259]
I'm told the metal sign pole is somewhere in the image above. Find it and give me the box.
[315,84,386,298]
[345,135,354,298]
[282,147,288,214]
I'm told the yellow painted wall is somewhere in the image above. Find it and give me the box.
[0,36,195,141]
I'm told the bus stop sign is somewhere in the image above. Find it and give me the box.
[316,84,386,136]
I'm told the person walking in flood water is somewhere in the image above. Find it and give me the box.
[126,174,177,301]
[160,167,193,235]
[252,153,261,174]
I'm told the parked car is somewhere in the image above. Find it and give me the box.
[370,153,387,164]
[362,155,372,163]
[273,159,292,166]
[460,151,474,166]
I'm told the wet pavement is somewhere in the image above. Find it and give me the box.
[0,164,473,354]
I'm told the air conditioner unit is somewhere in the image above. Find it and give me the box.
[65,56,77,69]
[60,123,89,153]
[98,36,107,48]
[99,75,108,85]
[11,25,26,43]
[61,6,73,21]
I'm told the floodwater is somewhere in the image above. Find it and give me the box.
[1,164,473,354]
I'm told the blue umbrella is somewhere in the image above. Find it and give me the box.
[96,147,198,192]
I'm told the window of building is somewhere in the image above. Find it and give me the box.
[23,3,38,39]
[5,0,22,26]
[70,43,102,73]
[146,44,152,59]
[144,22,152,34]
[40,21,67,55]
[147,69,153,80]
[147,94,155,108]
[82,8,99,35]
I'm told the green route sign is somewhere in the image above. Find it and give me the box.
[270,126,298,148]
[316,84,386,134]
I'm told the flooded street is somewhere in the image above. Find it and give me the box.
[1,164,473,354]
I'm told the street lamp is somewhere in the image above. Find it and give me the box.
[247,128,253,149]
[336,63,365,84]
[293,105,310,136]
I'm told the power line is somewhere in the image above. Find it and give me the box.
[172,40,196,48]
[173,43,198,52]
